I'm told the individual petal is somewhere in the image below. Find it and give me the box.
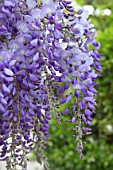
[26,0,36,9]
[71,116,76,122]
[2,84,11,94]
[4,76,14,82]
[33,52,39,62]
[4,0,15,7]
[7,99,13,107]
[4,68,14,76]
[0,104,6,113]
[88,102,95,110]
[66,93,72,102]
[0,73,5,79]
[29,73,37,82]
[9,60,16,67]
[30,89,37,98]
[0,98,7,105]
[31,39,38,46]
[85,109,92,116]
[60,97,67,104]
[0,92,4,98]
[75,90,80,98]
[87,121,92,126]
[57,86,65,94]
[62,108,69,114]
[82,114,86,122]
[28,109,35,116]
[8,83,14,91]
[22,79,28,89]
[83,97,93,102]
[12,87,16,96]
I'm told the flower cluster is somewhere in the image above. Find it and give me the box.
[0,0,101,169]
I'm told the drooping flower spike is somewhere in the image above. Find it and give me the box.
[0,0,101,169]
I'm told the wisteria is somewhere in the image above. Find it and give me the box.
[0,0,101,169]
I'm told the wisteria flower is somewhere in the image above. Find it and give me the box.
[0,0,101,169]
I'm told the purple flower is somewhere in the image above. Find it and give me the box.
[3,68,14,76]
[31,9,45,20]
[62,108,69,114]
[0,0,101,168]
[73,24,84,37]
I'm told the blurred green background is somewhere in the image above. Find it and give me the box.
[37,0,113,169]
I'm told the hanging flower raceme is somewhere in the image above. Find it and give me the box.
[0,0,101,169]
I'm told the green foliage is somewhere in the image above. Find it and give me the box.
[46,121,113,170]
